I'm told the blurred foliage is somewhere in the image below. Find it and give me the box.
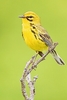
[0,0,67,100]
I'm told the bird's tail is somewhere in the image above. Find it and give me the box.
[50,50,65,65]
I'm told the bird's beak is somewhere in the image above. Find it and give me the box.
[19,15,25,18]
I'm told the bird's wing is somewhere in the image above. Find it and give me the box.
[37,25,53,47]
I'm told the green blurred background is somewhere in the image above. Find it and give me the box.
[0,0,67,100]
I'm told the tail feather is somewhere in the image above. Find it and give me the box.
[50,50,65,65]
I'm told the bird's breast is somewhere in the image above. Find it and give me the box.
[22,24,48,51]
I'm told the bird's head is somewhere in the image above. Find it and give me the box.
[19,11,40,24]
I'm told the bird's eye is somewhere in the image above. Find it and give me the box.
[26,16,34,21]
[29,16,34,18]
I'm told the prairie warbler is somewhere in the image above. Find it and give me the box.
[19,11,65,65]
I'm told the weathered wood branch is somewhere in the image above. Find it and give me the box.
[20,42,58,100]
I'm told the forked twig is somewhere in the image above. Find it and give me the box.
[20,42,58,100]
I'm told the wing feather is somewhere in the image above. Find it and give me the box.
[37,25,53,47]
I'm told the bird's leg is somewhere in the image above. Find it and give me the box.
[38,51,44,57]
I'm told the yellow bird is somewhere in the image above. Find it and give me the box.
[19,11,65,65]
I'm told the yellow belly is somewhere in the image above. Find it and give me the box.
[23,28,48,51]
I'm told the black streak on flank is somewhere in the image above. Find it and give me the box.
[32,26,36,29]
[31,29,37,39]
[38,37,44,42]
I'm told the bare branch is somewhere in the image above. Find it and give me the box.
[26,42,58,76]
[20,42,58,100]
